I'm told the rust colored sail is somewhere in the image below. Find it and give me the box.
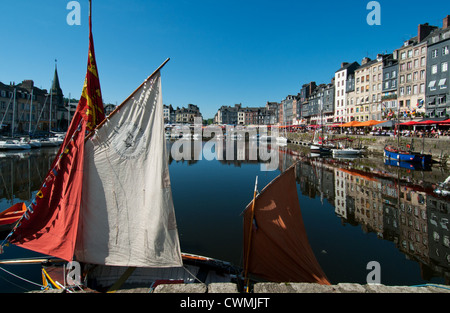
[244,165,330,285]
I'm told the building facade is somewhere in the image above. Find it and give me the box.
[354,57,374,122]
[0,80,52,135]
[425,16,450,118]
[381,54,399,119]
[334,62,359,123]
[395,23,437,120]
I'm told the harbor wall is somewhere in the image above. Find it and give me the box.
[285,132,450,164]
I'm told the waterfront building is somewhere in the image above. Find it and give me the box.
[175,104,202,124]
[163,104,175,123]
[354,55,386,122]
[425,16,450,119]
[370,54,389,121]
[214,104,240,125]
[299,82,317,124]
[334,62,359,123]
[0,80,49,135]
[307,82,335,125]
[346,73,356,121]
[280,95,296,125]
[395,23,437,120]
[354,57,375,122]
[381,54,399,119]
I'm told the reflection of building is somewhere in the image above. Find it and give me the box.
[427,196,450,281]
[298,156,449,283]
[397,186,429,263]
[334,169,347,218]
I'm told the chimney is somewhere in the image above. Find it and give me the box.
[21,80,34,92]
[361,57,371,65]
[341,62,349,68]
[418,23,437,42]
[444,15,450,29]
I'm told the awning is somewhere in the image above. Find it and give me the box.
[428,81,436,88]
[354,120,384,127]
[376,120,397,128]
[339,121,361,127]
[399,121,419,126]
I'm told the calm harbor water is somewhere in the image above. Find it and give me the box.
[0,140,449,292]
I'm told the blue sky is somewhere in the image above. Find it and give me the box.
[1,1,449,118]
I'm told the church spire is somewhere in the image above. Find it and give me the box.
[51,59,64,108]
[52,59,62,94]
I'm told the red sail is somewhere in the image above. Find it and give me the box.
[8,122,86,261]
[244,166,330,285]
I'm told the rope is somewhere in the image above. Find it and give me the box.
[182,266,203,284]
[0,265,44,288]
[411,284,450,291]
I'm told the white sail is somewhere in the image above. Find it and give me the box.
[75,72,182,268]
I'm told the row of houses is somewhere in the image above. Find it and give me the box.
[163,104,202,124]
[0,67,65,135]
[0,65,118,136]
[214,15,450,126]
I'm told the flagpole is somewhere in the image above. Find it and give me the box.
[244,176,258,293]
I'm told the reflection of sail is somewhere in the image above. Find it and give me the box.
[243,165,330,284]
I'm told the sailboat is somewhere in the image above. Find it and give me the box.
[243,165,330,288]
[0,2,331,293]
[0,203,27,236]
[0,2,241,292]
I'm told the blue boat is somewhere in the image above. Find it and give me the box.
[384,145,432,164]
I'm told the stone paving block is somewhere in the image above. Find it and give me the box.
[153,283,207,293]
[336,283,368,293]
[208,283,239,293]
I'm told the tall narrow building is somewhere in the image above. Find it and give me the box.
[50,62,65,131]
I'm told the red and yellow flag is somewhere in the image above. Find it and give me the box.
[77,9,105,131]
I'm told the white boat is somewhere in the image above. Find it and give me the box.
[332,148,362,156]
[17,137,42,149]
[259,135,276,142]
[28,139,42,149]
[0,140,31,150]
[276,136,288,145]
[38,138,58,147]
[48,136,63,146]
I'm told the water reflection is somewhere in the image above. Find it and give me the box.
[0,148,58,211]
[1,141,449,286]
[278,146,450,285]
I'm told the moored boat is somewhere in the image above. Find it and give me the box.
[384,145,432,164]
[0,203,26,236]
[0,140,31,150]
[332,148,362,156]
